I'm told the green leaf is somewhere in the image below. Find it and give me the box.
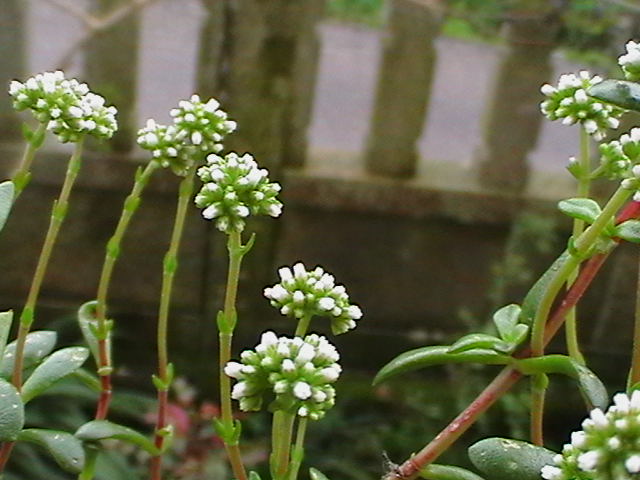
[505,323,529,346]
[18,429,85,474]
[0,181,15,232]
[0,330,57,378]
[373,346,511,385]
[520,251,568,325]
[0,378,24,441]
[0,311,14,372]
[558,198,601,225]
[21,347,89,403]
[248,472,262,480]
[75,420,159,454]
[588,79,640,111]
[468,438,556,480]
[77,300,102,364]
[614,220,640,243]
[309,468,331,480]
[447,334,509,354]
[514,355,608,409]
[492,304,521,340]
[420,464,485,480]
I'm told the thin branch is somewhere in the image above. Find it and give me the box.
[41,0,99,28]
[52,0,163,70]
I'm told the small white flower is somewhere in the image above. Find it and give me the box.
[293,382,312,400]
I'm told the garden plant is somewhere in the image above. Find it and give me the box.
[5,41,640,480]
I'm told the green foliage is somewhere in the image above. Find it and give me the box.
[0,379,24,441]
[373,346,510,385]
[0,330,57,378]
[589,80,640,112]
[75,420,159,455]
[468,438,556,480]
[327,0,385,26]
[558,198,602,224]
[513,355,608,410]
[419,464,485,480]
[0,181,14,232]
[21,347,90,403]
[18,429,85,474]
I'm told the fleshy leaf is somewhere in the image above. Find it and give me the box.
[447,334,509,354]
[0,330,57,378]
[614,220,640,243]
[0,378,24,441]
[420,464,485,480]
[588,79,640,111]
[468,438,556,480]
[558,198,602,224]
[309,468,331,480]
[492,304,521,340]
[21,347,89,403]
[520,252,568,325]
[18,429,85,474]
[373,346,511,385]
[0,181,14,232]
[514,355,608,409]
[248,472,262,480]
[0,311,13,372]
[505,323,529,347]
[77,300,101,364]
[75,420,159,454]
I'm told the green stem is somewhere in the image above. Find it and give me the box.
[11,139,85,389]
[12,123,46,199]
[564,128,591,365]
[77,446,99,480]
[630,249,640,389]
[150,167,197,480]
[528,184,631,444]
[271,411,295,480]
[219,229,249,480]
[94,161,158,420]
[288,417,308,480]
[294,314,313,337]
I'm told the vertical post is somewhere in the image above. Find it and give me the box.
[364,0,444,178]
[220,0,325,173]
[474,3,562,193]
[196,0,226,100]
[85,0,140,152]
[0,0,26,142]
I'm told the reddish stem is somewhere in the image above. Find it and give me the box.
[150,389,169,480]
[0,442,15,472]
[383,201,640,480]
[94,339,112,420]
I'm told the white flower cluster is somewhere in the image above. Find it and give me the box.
[224,331,341,420]
[264,263,363,335]
[170,95,236,153]
[540,71,623,141]
[599,128,640,200]
[619,41,640,82]
[194,152,282,233]
[9,70,117,143]
[137,95,235,176]
[541,391,640,480]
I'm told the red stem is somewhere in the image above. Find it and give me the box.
[150,389,169,480]
[94,339,112,420]
[384,201,640,480]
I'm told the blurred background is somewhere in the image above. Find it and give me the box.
[2,0,640,478]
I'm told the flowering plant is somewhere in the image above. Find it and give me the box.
[7,40,640,480]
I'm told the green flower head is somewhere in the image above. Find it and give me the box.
[225,331,341,420]
[195,152,283,233]
[264,263,363,335]
[542,392,640,480]
[9,71,118,143]
[540,71,623,141]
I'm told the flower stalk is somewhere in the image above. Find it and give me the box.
[11,138,85,389]
[93,160,159,420]
[12,123,47,198]
[150,166,197,480]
